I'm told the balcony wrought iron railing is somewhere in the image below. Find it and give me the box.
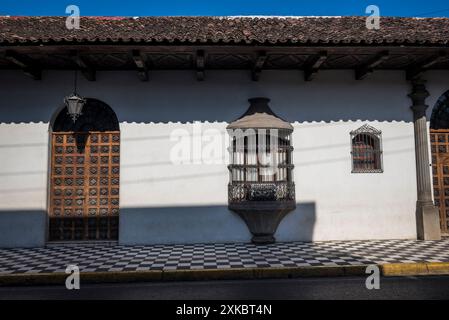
[228,181,296,204]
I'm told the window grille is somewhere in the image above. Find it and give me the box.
[228,129,295,203]
[350,124,383,173]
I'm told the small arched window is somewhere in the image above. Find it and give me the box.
[350,124,383,173]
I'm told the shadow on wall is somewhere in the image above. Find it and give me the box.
[118,203,316,245]
[0,210,46,248]
[0,70,417,124]
[0,203,317,247]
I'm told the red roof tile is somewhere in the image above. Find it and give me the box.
[0,16,448,45]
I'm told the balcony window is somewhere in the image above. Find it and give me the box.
[226,98,296,244]
[227,98,295,205]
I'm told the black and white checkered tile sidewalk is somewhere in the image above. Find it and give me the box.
[1,239,449,274]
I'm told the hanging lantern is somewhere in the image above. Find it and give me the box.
[64,69,85,122]
[64,93,86,122]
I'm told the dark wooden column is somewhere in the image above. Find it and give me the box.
[409,78,441,240]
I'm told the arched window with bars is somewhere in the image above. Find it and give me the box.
[350,124,383,173]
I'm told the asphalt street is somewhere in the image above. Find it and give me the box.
[0,275,449,300]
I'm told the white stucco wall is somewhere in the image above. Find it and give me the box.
[0,69,448,247]
[0,122,48,247]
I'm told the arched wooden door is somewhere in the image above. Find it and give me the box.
[49,99,120,241]
[430,90,449,235]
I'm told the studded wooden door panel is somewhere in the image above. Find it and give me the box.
[430,129,449,234]
[49,132,120,241]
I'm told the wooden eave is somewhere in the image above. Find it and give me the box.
[0,43,448,81]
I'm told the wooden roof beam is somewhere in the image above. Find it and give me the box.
[4,50,41,80]
[304,51,327,81]
[132,50,149,81]
[70,51,96,81]
[355,51,389,80]
[196,50,205,81]
[406,51,447,80]
[252,51,267,81]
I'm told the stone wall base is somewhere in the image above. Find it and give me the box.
[416,204,441,240]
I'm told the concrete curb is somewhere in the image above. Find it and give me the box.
[381,262,449,276]
[1,263,448,286]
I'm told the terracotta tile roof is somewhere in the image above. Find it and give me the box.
[0,16,448,45]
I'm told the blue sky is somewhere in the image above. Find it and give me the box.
[1,0,449,17]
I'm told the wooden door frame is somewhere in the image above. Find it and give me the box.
[430,129,449,235]
[47,131,120,242]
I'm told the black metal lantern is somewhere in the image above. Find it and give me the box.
[64,70,85,122]
[64,93,86,122]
